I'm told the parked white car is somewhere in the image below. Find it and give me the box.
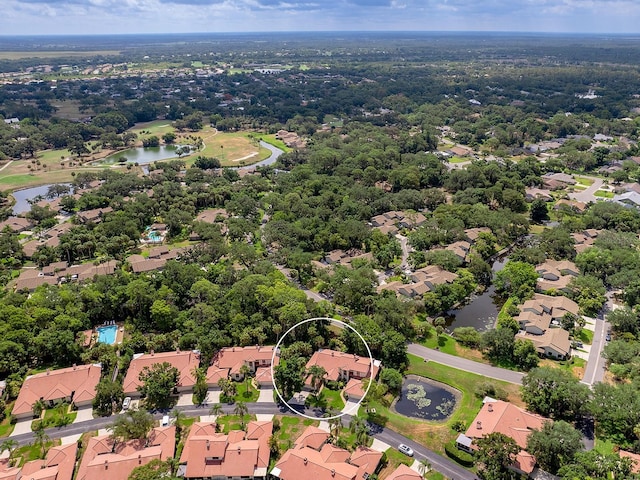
[398,444,414,457]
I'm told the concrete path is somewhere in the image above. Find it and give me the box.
[582,293,612,386]
[408,343,525,385]
[176,393,194,407]
[256,414,274,421]
[60,433,82,445]
[205,389,221,404]
[569,176,604,203]
[0,160,13,172]
[341,400,360,415]
[199,415,217,423]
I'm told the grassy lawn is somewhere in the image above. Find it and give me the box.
[322,388,345,410]
[179,129,271,167]
[540,356,587,380]
[421,333,458,356]
[37,406,77,429]
[215,414,256,434]
[529,224,546,234]
[131,120,175,137]
[0,403,15,437]
[425,472,446,480]
[361,355,522,455]
[578,328,594,344]
[575,176,595,186]
[259,133,293,153]
[235,381,259,402]
[448,156,469,164]
[594,190,614,198]
[15,439,60,464]
[377,448,414,479]
[273,415,318,452]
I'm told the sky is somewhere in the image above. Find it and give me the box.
[4,0,640,36]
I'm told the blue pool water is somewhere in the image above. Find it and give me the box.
[97,325,118,345]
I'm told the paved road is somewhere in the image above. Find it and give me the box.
[10,402,474,479]
[408,344,525,385]
[582,293,612,386]
[395,233,410,269]
[569,176,604,203]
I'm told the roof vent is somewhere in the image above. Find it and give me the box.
[237,446,241,453]
[304,457,308,465]
[150,350,155,356]
[476,421,482,430]
[488,404,493,412]
[206,440,210,450]
[104,460,108,469]
[331,469,336,477]
[138,454,142,464]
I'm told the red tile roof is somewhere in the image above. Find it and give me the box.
[0,443,77,480]
[123,350,200,395]
[76,426,175,480]
[12,364,101,417]
[385,464,423,480]
[179,421,272,478]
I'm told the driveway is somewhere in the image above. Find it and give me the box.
[342,400,360,415]
[176,393,193,407]
[569,176,604,203]
[205,389,221,404]
[74,406,94,423]
[257,388,274,403]
[9,419,32,436]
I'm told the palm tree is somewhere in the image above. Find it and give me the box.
[325,409,342,443]
[171,408,186,439]
[0,439,18,466]
[239,364,251,398]
[32,399,46,418]
[33,422,50,459]
[233,401,249,429]
[209,403,223,417]
[418,459,431,477]
[349,415,369,447]
[308,365,327,393]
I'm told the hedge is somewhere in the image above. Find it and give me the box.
[445,440,475,467]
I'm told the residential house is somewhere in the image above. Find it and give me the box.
[517,328,572,360]
[613,191,640,209]
[22,222,73,258]
[178,421,272,479]
[127,246,188,274]
[448,146,473,157]
[385,464,423,480]
[0,216,32,232]
[76,426,176,480]
[303,349,381,393]
[542,172,576,186]
[0,442,78,480]
[271,426,382,480]
[76,206,113,224]
[520,293,579,324]
[12,364,101,419]
[524,188,553,202]
[123,350,200,397]
[445,240,471,262]
[456,399,548,477]
[323,250,374,268]
[464,227,492,241]
[554,199,587,213]
[536,259,579,292]
[571,229,601,253]
[207,346,279,386]
[516,310,552,335]
[14,260,118,291]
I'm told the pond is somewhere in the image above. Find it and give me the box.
[99,145,182,166]
[393,375,460,421]
[11,183,73,215]
[445,256,507,332]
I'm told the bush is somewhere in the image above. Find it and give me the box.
[445,441,475,467]
[272,417,280,432]
[451,420,466,432]
[452,327,482,348]
[474,381,507,401]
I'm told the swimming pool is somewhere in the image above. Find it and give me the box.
[97,325,118,345]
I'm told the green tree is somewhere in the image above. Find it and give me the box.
[32,421,50,459]
[521,367,590,421]
[209,403,223,416]
[192,367,208,406]
[93,378,124,416]
[526,421,584,474]
[274,356,306,401]
[0,439,18,466]
[495,261,538,300]
[138,362,180,410]
[379,368,403,393]
[307,365,327,393]
[512,338,539,371]
[590,382,640,448]
[110,409,154,441]
[474,432,520,480]
[128,459,179,480]
[233,401,249,428]
[530,198,549,223]
[558,450,637,480]
[239,364,252,398]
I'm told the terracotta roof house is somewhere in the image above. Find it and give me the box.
[517,328,572,360]
[76,426,175,480]
[178,421,272,479]
[207,346,279,384]
[448,146,473,157]
[0,216,32,232]
[0,442,78,480]
[271,426,382,480]
[456,400,548,476]
[385,464,423,480]
[123,350,200,397]
[343,378,366,401]
[303,349,381,391]
[12,364,101,419]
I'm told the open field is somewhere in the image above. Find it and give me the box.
[0,51,122,60]
[259,133,292,153]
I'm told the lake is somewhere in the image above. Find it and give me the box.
[11,184,73,215]
[445,256,507,332]
[100,145,181,165]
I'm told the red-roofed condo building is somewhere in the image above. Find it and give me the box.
[271,425,382,480]
[122,350,200,398]
[206,346,279,387]
[12,364,101,419]
[303,349,381,391]
[178,420,273,479]
[0,442,78,480]
[76,426,176,480]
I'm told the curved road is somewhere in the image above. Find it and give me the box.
[10,402,477,480]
